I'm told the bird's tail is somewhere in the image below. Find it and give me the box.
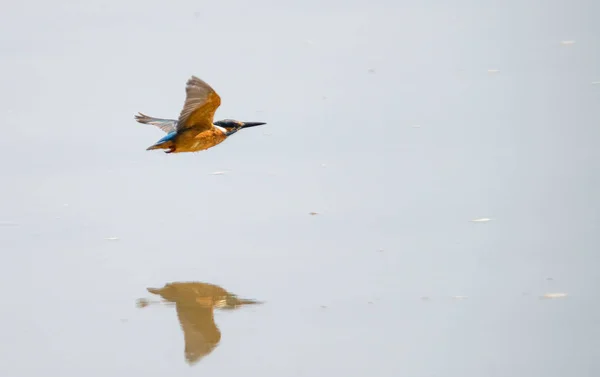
[147,287,161,295]
[146,131,177,152]
[146,141,174,151]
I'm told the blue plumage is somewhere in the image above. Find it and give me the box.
[155,131,177,145]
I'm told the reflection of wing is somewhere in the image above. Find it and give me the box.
[134,112,177,133]
[176,76,221,132]
[175,302,221,365]
[145,282,263,366]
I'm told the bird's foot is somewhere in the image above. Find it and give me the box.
[165,146,176,154]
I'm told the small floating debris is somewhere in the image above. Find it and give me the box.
[470,217,492,223]
[136,298,150,308]
[487,69,500,73]
[321,163,326,167]
[560,40,575,45]
[105,237,120,241]
[451,296,468,300]
[368,68,376,74]
[541,293,568,299]
[210,171,228,175]
[546,277,554,281]
[309,212,319,216]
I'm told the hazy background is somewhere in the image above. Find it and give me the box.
[1,0,599,375]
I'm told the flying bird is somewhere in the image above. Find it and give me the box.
[135,76,266,153]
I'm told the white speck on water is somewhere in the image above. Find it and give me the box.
[560,40,575,45]
[487,69,500,73]
[541,293,568,299]
[321,163,326,167]
[105,237,120,241]
[470,217,492,222]
[210,171,229,175]
[411,124,421,128]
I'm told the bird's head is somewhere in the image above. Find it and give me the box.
[214,119,266,136]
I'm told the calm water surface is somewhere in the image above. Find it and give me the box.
[1,0,599,375]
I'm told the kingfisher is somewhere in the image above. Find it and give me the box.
[138,281,262,365]
[135,76,266,153]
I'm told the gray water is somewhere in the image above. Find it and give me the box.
[1,0,600,375]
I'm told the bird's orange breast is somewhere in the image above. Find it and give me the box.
[176,127,227,152]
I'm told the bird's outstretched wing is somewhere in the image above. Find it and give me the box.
[176,76,222,132]
[175,302,221,365]
[135,112,177,134]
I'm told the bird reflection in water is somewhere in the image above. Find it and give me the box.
[137,282,262,365]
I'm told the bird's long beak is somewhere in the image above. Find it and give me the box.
[239,298,263,305]
[241,121,266,128]
[219,297,264,310]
